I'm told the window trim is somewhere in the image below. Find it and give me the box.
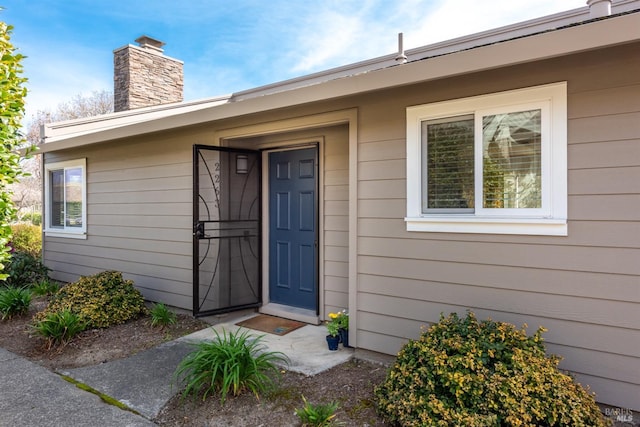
[406,83,567,236]
[44,158,87,239]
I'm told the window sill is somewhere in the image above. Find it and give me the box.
[405,216,567,236]
[44,230,87,239]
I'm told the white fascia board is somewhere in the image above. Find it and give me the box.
[42,96,231,143]
[40,11,640,154]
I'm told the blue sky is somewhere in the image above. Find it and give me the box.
[3,0,587,124]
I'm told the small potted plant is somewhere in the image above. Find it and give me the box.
[335,310,349,348]
[325,318,340,351]
[327,310,349,349]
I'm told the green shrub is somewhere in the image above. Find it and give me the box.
[30,278,60,296]
[0,286,31,320]
[20,212,42,226]
[375,312,608,427]
[295,395,339,426]
[175,328,289,404]
[2,251,49,288]
[150,302,178,328]
[9,223,42,257]
[32,309,85,348]
[35,271,147,329]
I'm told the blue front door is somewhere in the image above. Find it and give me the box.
[268,148,318,311]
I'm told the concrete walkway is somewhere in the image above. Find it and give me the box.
[0,313,353,425]
[0,347,153,427]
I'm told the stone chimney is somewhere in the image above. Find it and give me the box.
[587,0,612,19]
[113,36,184,112]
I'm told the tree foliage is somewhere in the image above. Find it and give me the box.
[10,90,113,222]
[25,90,113,147]
[0,20,29,279]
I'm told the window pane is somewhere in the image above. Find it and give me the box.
[50,170,64,228]
[64,168,83,227]
[482,110,541,209]
[422,115,474,211]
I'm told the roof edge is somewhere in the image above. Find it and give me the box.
[40,4,640,152]
[231,0,638,101]
[43,95,232,140]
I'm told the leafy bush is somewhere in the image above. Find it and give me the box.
[2,251,49,288]
[0,286,31,320]
[30,278,60,296]
[9,223,42,257]
[175,328,289,404]
[295,395,339,426]
[35,271,147,329]
[375,312,608,427]
[150,302,177,328]
[20,212,42,226]
[32,309,85,348]
[0,21,29,276]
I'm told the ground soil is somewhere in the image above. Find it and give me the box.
[156,358,388,426]
[0,296,207,371]
[0,296,390,426]
[2,297,634,426]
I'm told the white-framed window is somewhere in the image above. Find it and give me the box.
[406,82,567,235]
[44,159,87,238]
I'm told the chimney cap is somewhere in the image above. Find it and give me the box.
[135,35,165,52]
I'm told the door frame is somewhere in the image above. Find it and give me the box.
[260,141,323,324]
[212,108,357,330]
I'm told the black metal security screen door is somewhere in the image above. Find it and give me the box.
[193,145,261,317]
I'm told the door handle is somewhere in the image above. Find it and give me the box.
[194,222,205,239]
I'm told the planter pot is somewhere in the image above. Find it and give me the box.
[338,328,350,348]
[326,335,339,351]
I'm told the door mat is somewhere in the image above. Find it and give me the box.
[236,314,306,336]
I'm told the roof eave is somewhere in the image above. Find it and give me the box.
[40,11,640,154]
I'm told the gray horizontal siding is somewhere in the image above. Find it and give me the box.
[359,217,640,250]
[43,132,195,309]
[357,256,639,303]
[354,43,640,409]
[568,139,640,169]
[322,127,349,316]
[358,236,640,275]
[45,249,191,283]
[358,273,638,334]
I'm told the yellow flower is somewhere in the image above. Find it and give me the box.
[328,312,338,319]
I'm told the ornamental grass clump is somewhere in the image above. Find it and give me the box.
[30,278,60,296]
[0,286,31,320]
[295,395,340,426]
[375,311,608,427]
[149,302,177,328]
[34,271,147,329]
[175,328,289,404]
[32,309,85,348]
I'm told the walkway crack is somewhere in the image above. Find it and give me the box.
[58,374,147,419]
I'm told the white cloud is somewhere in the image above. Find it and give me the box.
[292,10,366,72]
[287,0,587,74]
[407,0,587,47]
[14,0,590,124]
